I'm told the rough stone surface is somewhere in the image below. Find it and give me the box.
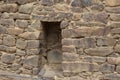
[16,39,27,49]
[19,32,41,40]
[16,20,28,28]
[19,3,34,14]
[3,35,16,47]
[0,0,120,79]
[100,63,115,73]
[1,53,15,64]
[23,55,39,69]
[7,28,23,35]
[47,49,62,64]
[0,3,18,12]
[85,47,113,56]
[105,0,120,6]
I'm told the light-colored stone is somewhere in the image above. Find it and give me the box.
[63,62,99,73]
[7,28,23,35]
[63,52,79,61]
[1,52,15,64]
[16,39,27,49]
[107,57,120,65]
[82,56,106,63]
[19,32,41,40]
[16,20,28,28]
[3,35,16,47]
[16,49,26,56]
[85,47,113,56]
[27,40,40,49]
[105,0,120,6]
[23,55,39,69]
[26,49,40,55]
[19,3,34,14]
[96,37,116,46]
[114,44,120,52]
[0,3,18,12]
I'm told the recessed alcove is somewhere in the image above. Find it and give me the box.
[41,21,62,68]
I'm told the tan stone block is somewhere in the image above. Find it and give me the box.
[114,44,120,52]
[62,62,99,73]
[62,45,76,53]
[3,35,16,47]
[0,3,18,12]
[16,39,27,49]
[7,28,23,35]
[63,52,79,61]
[105,0,120,6]
[85,47,113,56]
[107,57,120,65]
[19,31,41,40]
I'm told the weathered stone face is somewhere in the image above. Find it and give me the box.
[1,53,15,64]
[0,0,120,79]
[3,35,16,47]
[47,49,62,64]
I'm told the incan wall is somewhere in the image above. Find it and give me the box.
[0,0,120,80]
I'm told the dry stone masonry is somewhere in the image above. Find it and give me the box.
[0,0,120,80]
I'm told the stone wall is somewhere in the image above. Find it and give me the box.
[0,0,120,80]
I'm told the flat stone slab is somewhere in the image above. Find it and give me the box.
[0,71,40,80]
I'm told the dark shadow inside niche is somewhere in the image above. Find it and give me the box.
[41,21,62,65]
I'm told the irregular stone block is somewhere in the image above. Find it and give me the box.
[41,0,53,6]
[100,63,115,73]
[111,28,120,34]
[82,12,95,22]
[105,0,120,6]
[16,20,28,28]
[19,32,41,40]
[95,12,108,24]
[23,55,39,69]
[16,39,27,49]
[82,56,106,63]
[114,44,120,53]
[106,7,120,14]
[63,62,99,73]
[63,52,79,61]
[26,49,40,55]
[1,53,15,64]
[85,47,113,56]
[0,45,16,53]
[103,73,120,80]
[107,57,120,65]
[0,19,14,28]
[47,49,62,64]
[7,28,23,35]
[0,3,18,12]
[19,3,34,14]
[16,49,26,56]
[3,35,16,47]
[109,22,120,28]
[62,45,76,53]
[81,0,92,7]
[70,0,82,7]
[9,13,30,20]
[62,27,110,38]
[0,25,7,34]
[116,65,120,73]
[96,37,116,46]
[91,3,104,11]
[54,4,69,12]
[27,40,40,49]
[110,14,120,21]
